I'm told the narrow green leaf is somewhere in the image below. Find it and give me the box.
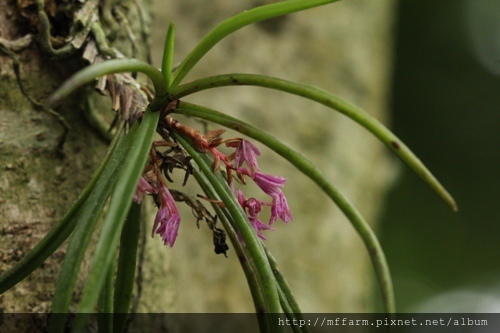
[113,202,142,333]
[191,163,269,316]
[194,150,301,332]
[98,259,116,333]
[174,134,283,322]
[47,59,168,111]
[72,109,159,332]
[173,102,395,315]
[49,126,138,333]
[161,23,176,88]
[263,246,307,333]
[170,0,340,90]
[173,74,457,211]
[276,288,303,333]
[0,125,126,294]
[193,171,275,333]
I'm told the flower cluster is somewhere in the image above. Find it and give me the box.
[167,117,292,240]
[133,173,181,247]
[133,135,228,255]
[135,117,292,251]
[151,179,182,247]
[231,139,293,233]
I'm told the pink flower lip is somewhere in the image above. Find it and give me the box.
[234,140,261,177]
[252,172,292,224]
[152,181,181,247]
[237,189,275,240]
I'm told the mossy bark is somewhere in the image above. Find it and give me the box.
[0,0,165,329]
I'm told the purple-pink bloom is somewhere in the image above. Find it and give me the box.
[237,190,274,240]
[234,140,261,176]
[152,181,181,247]
[252,172,293,224]
[269,190,293,224]
[134,176,156,203]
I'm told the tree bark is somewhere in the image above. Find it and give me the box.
[1,0,396,329]
[0,0,163,329]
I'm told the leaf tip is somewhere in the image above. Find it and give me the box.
[440,189,458,212]
[450,199,458,212]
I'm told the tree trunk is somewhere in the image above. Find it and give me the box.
[0,0,166,329]
[1,0,396,329]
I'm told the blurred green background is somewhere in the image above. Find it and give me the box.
[377,0,500,312]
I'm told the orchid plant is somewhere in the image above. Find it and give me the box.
[0,0,456,332]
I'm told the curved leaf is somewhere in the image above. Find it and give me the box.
[192,167,273,332]
[173,74,457,211]
[174,133,283,320]
[49,126,138,333]
[263,246,305,333]
[72,109,159,332]
[113,202,142,333]
[47,59,168,111]
[170,0,340,90]
[174,101,395,314]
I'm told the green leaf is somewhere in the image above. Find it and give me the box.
[173,74,457,211]
[263,246,306,333]
[48,126,138,333]
[197,165,302,332]
[193,172,276,333]
[174,134,283,324]
[191,163,269,320]
[0,126,127,294]
[174,101,395,315]
[72,109,159,332]
[170,0,340,90]
[113,202,142,333]
[98,259,116,333]
[161,22,176,89]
